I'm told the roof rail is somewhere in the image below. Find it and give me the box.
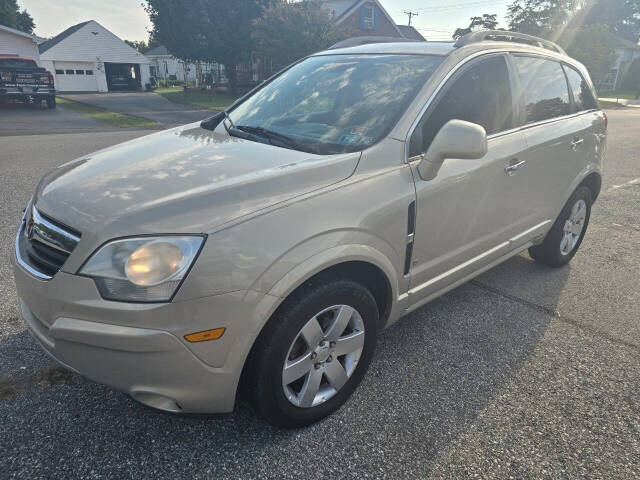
[454,30,566,55]
[329,36,420,50]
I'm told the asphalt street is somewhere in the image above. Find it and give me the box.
[0,108,639,479]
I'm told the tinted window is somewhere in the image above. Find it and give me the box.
[0,59,37,70]
[411,56,513,156]
[55,69,64,74]
[229,54,443,155]
[564,66,597,112]
[513,56,570,123]
[65,69,74,75]
[85,70,94,75]
[75,70,85,75]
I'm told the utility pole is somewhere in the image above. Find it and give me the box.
[404,10,418,26]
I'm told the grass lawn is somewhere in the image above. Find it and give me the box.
[56,98,158,128]
[599,100,625,109]
[598,91,640,100]
[155,86,238,111]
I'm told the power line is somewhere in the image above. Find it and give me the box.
[404,10,419,26]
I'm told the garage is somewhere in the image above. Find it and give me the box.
[38,20,150,93]
[51,61,98,92]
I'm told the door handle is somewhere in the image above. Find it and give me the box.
[505,159,526,175]
[570,138,584,150]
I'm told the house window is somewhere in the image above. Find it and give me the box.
[55,69,64,74]
[65,70,74,74]
[363,5,375,29]
[85,70,93,75]
[75,70,85,75]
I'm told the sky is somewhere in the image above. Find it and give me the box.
[18,0,512,42]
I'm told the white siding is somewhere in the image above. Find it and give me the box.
[40,21,149,65]
[0,30,40,63]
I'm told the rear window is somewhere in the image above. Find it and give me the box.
[564,65,598,112]
[0,59,38,70]
[512,56,571,124]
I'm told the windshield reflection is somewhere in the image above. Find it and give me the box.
[229,54,443,154]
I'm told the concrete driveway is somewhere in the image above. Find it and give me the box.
[0,102,123,137]
[1,110,639,479]
[61,92,212,127]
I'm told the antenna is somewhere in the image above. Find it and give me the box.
[404,10,419,26]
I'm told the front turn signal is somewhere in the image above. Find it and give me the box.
[185,328,226,343]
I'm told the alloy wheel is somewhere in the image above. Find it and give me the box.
[282,305,365,408]
[560,199,587,256]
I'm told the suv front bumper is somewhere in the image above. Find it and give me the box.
[12,252,274,414]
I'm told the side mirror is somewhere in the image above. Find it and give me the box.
[417,120,488,181]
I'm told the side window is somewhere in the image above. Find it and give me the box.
[512,56,570,124]
[564,65,597,112]
[410,56,513,157]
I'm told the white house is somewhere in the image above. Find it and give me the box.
[38,20,151,92]
[0,24,41,62]
[599,36,640,91]
[146,45,227,85]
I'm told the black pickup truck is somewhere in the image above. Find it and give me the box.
[0,56,56,108]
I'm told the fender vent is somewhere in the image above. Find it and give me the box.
[404,201,416,276]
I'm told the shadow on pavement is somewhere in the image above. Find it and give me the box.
[0,254,571,479]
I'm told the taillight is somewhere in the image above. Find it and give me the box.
[603,111,608,130]
[48,73,54,84]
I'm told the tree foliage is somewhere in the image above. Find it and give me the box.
[571,0,640,42]
[453,14,499,39]
[0,0,35,33]
[621,57,640,92]
[507,0,579,37]
[145,0,276,93]
[253,0,350,68]
[558,25,618,84]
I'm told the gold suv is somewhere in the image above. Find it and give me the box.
[13,31,606,427]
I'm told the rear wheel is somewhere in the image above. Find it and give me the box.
[529,186,592,267]
[46,96,56,109]
[248,277,378,428]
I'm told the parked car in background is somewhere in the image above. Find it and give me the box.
[13,31,606,428]
[0,56,56,108]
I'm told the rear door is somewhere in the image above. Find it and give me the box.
[406,54,529,302]
[508,55,590,234]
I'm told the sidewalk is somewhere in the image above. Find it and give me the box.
[599,97,640,107]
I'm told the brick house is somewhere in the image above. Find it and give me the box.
[322,0,422,40]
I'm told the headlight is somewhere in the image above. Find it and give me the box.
[79,236,205,302]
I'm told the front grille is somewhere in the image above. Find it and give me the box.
[16,206,81,279]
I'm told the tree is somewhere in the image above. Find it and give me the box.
[253,0,350,68]
[16,9,34,33]
[621,57,640,94]
[453,14,499,39]
[146,0,276,94]
[0,0,35,33]
[125,40,150,53]
[571,0,640,42]
[507,0,579,37]
[558,25,617,85]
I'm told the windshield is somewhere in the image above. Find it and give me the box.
[0,59,38,70]
[229,54,443,155]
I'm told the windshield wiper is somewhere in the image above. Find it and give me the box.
[235,125,312,153]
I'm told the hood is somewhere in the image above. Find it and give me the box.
[34,123,360,243]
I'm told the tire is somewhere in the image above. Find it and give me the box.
[46,96,56,109]
[247,277,379,428]
[529,186,592,267]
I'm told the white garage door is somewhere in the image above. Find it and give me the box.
[53,62,98,92]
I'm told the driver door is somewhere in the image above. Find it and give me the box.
[406,54,529,304]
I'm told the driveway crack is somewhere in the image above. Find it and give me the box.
[469,280,640,355]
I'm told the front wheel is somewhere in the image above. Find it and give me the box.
[529,186,592,267]
[248,277,379,428]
